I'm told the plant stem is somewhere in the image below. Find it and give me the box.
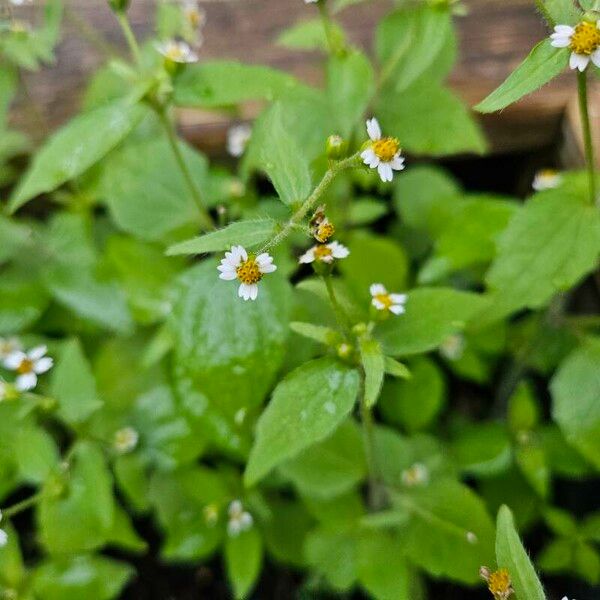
[534,0,554,27]
[2,491,44,519]
[259,154,360,253]
[577,69,598,206]
[322,274,352,335]
[317,0,340,56]
[116,12,142,65]
[157,109,215,230]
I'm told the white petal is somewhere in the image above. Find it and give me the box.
[299,249,315,264]
[16,372,37,391]
[329,242,350,259]
[217,263,236,274]
[570,53,589,71]
[361,148,379,168]
[231,245,248,263]
[377,162,393,182]
[34,357,53,374]
[238,283,252,300]
[260,263,277,274]
[550,36,571,48]
[554,25,574,35]
[219,270,237,281]
[591,48,600,67]
[391,155,405,171]
[366,118,381,141]
[249,284,258,300]
[390,293,407,304]
[0,529,6,547]
[389,304,406,315]
[372,298,386,310]
[240,512,253,529]
[4,351,26,370]
[370,283,386,296]
[255,253,273,266]
[28,345,47,361]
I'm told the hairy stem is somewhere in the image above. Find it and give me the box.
[2,491,44,519]
[259,154,360,253]
[317,0,340,56]
[534,0,554,27]
[157,109,215,231]
[116,12,141,65]
[577,69,598,206]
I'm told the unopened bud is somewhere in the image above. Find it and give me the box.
[326,134,348,160]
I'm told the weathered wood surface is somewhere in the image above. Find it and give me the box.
[9,0,592,155]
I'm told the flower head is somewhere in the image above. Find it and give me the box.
[4,345,53,391]
[155,39,199,64]
[218,245,277,301]
[299,241,349,264]
[113,427,139,454]
[0,337,21,363]
[401,462,429,487]
[370,284,407,315]
[361,118,405,182]
[309,207,336,243]
[551,21,600,71]
[227,500,253,537]
[532,169,562,191]
[480,567,514,600]
[227,123,252,157]
[9,0,33,5]
[182,0,206,29]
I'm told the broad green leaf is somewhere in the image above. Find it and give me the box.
[376,5,452,92]
[38,442,115,554]
[485,177,600,312]
[384,357,411,379]
[14,425,59,484]
[379,356,445,432]
[107,505,147,553]
[50,339,102,425]
[515,443,550,498]
[0,65,18,125]
[542,0,581,26]
[289,321,338,345]
[167,219,277,256]
[225,528,263,600]
[0,216,31,265]
[0,522,25,590]
[252,103,312,206]
[280,420,366,498]
[359,337,385,408]
[278,18,346,51]
[32,555,134,600]
[376,288,488,356]
[348,198,388,225]
[326,50,374,137]
[9,100,147,213]
[476,41,569,113]
[508,381,540,433]
[245,357,360,485]
[0,272,49,334]
[551,337,600,468]
[495,505,546,600]
[174,61,301,107]
[305,529,358,591]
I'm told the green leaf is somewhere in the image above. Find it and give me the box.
[15,425,59,484]
[360,337,385,408]
[32,555,134,600]
[0,272,49,334]
[9,100,147,213]
[289,321,338,345]
[0,522,25,591]
[508,381,540,433]
[383,356,411,379]
[245,357,359,485]
[541,0,581,26]
[551,337,600,468]
[50,339,102,425]
[348,198,388,225]
[0,216,31,265]
[280,419,366,498]
[495,505,546,600]
[167,219,277,256]
[278,18,346,51]
[476,41,569,113]
[515,443,550,498]
[486,178,600,313]
[326,50,374,137]
[376,288,488,356]
[252,103,312,206]
[225,528,263,600]
[305,529,358,591]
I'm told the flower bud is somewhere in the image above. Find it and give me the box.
[108,0,130,13]
[326,134,348,160]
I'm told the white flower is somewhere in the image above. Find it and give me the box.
[9,0,33,5]
[113,427,139,454]
[155,39,199,64]
[401,462,429,487]
[304,0,319,3]
[0,337,21,363]
[4,345,53,391]
[299,241,349,264]
[532,169,563,191]
[439,333,465,361]
[218,245,277,301]
[226,124,252,157]
[0,529,6,547]
[550,21,600,71]
[361,117,405,183]
[227,500,253,537]
[370,283,407,315]
[182,0,206,29]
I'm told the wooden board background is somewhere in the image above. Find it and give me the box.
[8,0,598,158]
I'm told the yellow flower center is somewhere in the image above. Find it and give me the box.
[313,245,333,261]
[374,293,393,310]
[186,8,202,27]
[539,168,558,178]
[236,259,262,284]
[487,569,513,599]
[372,137,400,162]
[17,358,34,375]
[315,222,335,243]
[167,47,185,61]
[570,21,600,55]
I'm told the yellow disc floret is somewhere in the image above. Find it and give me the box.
[372,137,400,162]
[487,568,513,599]
[315,221,335,243]
[374,293,393,310]
[313,245,333,261]
[570,21,600,55]
[16,358,34,375]
[236,258,262,284]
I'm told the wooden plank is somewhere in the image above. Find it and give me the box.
[8,0,581,153]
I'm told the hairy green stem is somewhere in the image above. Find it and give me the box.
[2,491,44,519]
[259,154,360,253]
[534,0,554,27]
[116,12,142,65]
[157,109,215,230]
[577,70,598,206]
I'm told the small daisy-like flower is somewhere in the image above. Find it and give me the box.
[439,333,465,361]
[0,337,21,363]
[9,0,33,5]
[480,567,514,600]
[304,0,319,3]
[155,39,199,64]
[218,245,277,301]
[361,118,405,183]
[182,0,206,29]
[0,511,7,548]
[532,169,562,191]
[4,346,53,392]
[299,241,349,264]
[309,205,335,243]
[550,21,600,71]
[203,503,219,526]
[401,462,429,487]
[370,283,407,315]
[113,427,139,454]
[226,124,252,157]
[227,500,253,537]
